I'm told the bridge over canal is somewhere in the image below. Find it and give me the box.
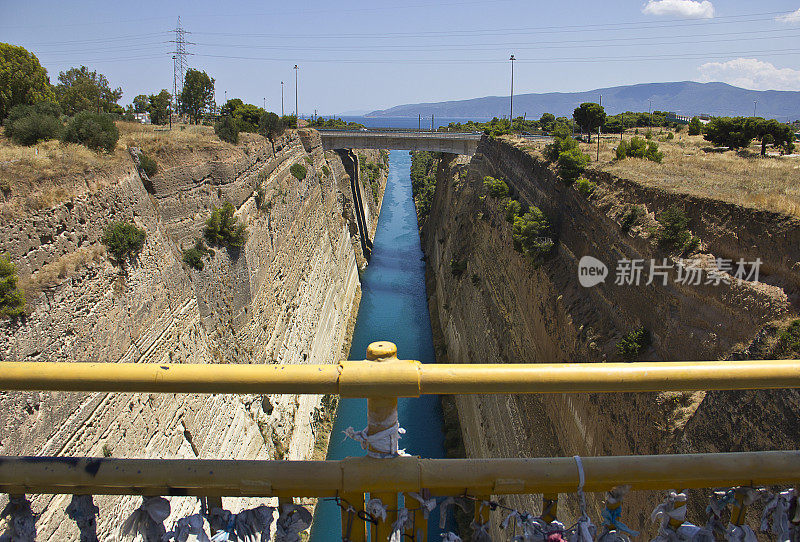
[319,129,483,155]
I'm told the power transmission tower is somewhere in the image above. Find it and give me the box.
[170,16,193,119]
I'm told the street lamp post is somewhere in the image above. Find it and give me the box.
[509,54,516,122]
[754,100,758,117]
[281,82,284,117]
[294,65,299,124]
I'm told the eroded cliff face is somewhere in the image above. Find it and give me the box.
[421,138,800,533]
[0,129,385,538]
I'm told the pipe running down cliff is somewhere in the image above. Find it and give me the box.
[337,149,373,260]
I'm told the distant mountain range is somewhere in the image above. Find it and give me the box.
[366,82,800,120]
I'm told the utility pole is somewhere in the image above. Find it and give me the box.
[649,99,653,130]
[263,97,266,110]
[170,17,192,120]
[753,100,758,117]
[281,82,284,117]
[509,54,516,122]
[431,114,434,132]
[294,65,299,124]
[419,114,421,131]
[621,111,624,142]
[597,94,601,162]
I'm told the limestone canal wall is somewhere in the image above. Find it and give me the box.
[419,137,800,536]
[0,129,386,538]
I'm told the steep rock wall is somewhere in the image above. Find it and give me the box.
[0,130,386,538]
[421,139,799,533]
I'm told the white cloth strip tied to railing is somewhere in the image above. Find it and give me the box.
[0,494,36,542]
[408,491,438,520]
[365,498,388,523]
[66,494,99,542]
[441,533,462,542]
[164,514,209,542]
[650,490,700,542]
[469,519,491,542]
[692,489,733,542]
[570,456,596,542]
[389,508,411,542]
[344,412,407,458]
[724,488,759,542]
[274,504,311,542]
[119,496,170,542]
[439,497,469,530]
[761,489,796,542]
[209,505,276,542]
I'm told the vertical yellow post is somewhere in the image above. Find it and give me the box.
[366,341,400,542]
[730,488,749,526]
[206,496,224,535]
[668,498,686,530]
[341,492,367,542]
[541,494,558,523]
[474,495,491,531]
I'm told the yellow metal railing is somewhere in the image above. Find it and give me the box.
[2,340,800,542]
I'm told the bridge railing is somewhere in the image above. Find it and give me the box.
[2,341,799,541]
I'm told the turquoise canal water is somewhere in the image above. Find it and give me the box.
[308,150,449,541]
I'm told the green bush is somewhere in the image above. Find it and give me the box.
[543,135,579,161]
[666,132,675,140]
[620,205,641,232]
[101,221,146,265]
[655,205,698,252]
[616,327,651,360]
[575,177,597,197]
[512,207,554,261]
[3,103,62,146]
[214,115,239,144]
[61,111,119,152]
[204,202,248,248]
[777,320,800,357]
[616,137,663,163]
[321,164,331,177]
[182,239,212,270]
[450,259,467,277]
[688,117,703,136]
[290,163,307,181]
[505,199,522,222]
[483,176,509,198]
[0,255,25,318]
[557,147,590,183]
[139,154,158,177]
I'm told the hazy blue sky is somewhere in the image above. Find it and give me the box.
[2,0,800,114]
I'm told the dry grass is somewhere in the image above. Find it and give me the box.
[0,122,263,222]
[18,243,106,311]
[0,136,129,220]
[514,132,800,217]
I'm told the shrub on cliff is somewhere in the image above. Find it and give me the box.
[655,205,699,253]
[483,176,509,198]
[616,327,651,360]
[543,134,578,162]
[259,112,285,142]
[512,207,554,261]
[204,202,248,248]
[101,221,146,266]
[3,103,62,146]
[182,238,212,271]
[505,199,522,223]
[575,177,596,197]
[557,147,590,183]
[138,153,158,177]
[61,111,119,152]
[290,163,307,181]
[0,255,25,318]
[688,117,703,136]
[214,115,239,144]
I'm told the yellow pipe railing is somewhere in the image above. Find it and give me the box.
[1,451,798,497]
[2,358,799,396]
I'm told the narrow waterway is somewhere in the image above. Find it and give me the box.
[309,150,449,541]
